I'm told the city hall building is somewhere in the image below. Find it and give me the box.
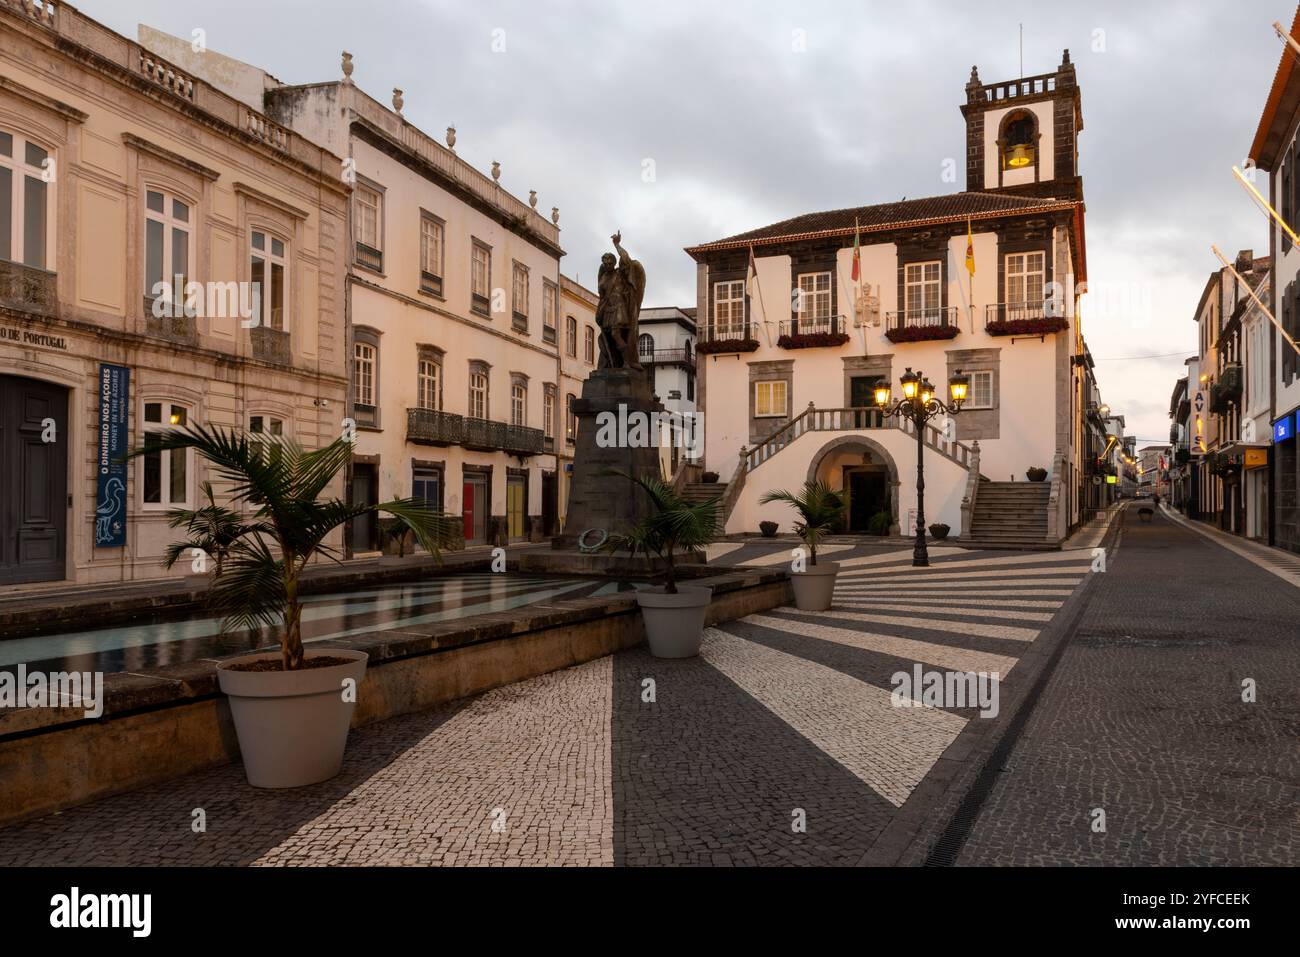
[0,4,349,586]
[687,53,1094,546]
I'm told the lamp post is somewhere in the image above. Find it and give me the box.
[875,367,968,567]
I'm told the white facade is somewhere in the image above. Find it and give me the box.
[636,306,698,476]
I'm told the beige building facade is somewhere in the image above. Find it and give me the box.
[0,3,349,587]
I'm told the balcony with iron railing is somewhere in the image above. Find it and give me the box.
[984,301,1069,336]
[639,346,695,368]
[883,306,960,343]
[697,320,759,354]
[407,409,544,455]
[776,314,849,349]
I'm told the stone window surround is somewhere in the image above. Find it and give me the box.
[542,382,557,439]
[841,354,893,408]
[418,208,446,299]
[416,343,444,410]
[138,385,204,513]
[946,346,1000,441]
[468,359,491,419]
[511,259,529,332]
[509,371,529,427]
[748,358,793,445]
[352,325,382,429]
[789,245,838,322]
[470,237,492,317]
[896,233,950,314]
[996,223,1054,307]
[707,250,748,332]
[412,458,445,512]
[352,174,385,273]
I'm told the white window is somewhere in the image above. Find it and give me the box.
[543,281,557,342]
[754,380,788,418]
[141,401,191,508]
[543,387,555,438]
[511,382,527,426]
[965,370,994,409]
[420,214,443,294]
[469,369,489,419]
[249,414,285,468]
[713,280,745,331]
[566,315,578,356]
[471,242,491,306]
[584,326,596,364]
[796,272,831,320]
[354,342,376,406]
[904,261,941,316]
[512,262,529,319]
[144,188,191,307]
[250,230,288,331]
[1005,251,1045,305]
[418,357,440,410]
[355,185,382,265]
[0,131,51,269]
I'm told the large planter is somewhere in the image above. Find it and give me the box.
[790,561,840,611]
[216,648,369,788]
[636,585,712,658]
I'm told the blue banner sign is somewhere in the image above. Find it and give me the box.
[95,363,130,548]
[1274,413,1294,444]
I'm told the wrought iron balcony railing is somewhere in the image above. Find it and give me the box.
[407,408,464,446]
[778,314,846,338]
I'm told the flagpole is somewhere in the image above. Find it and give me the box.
[748,245,773,347]
[1211,244,1300,357]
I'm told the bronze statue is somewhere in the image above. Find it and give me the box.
[596,232,646,370]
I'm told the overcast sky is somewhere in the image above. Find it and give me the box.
[79,0,1288,445]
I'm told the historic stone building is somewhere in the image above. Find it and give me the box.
[146,36,598,549]
[0,4,348,586]
[686,52,1092,547]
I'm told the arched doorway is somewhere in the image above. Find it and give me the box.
[806,435,900,535]
[0,374,68,583]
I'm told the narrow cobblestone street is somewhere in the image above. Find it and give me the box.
[957,509,1300,866]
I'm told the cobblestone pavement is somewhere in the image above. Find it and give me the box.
[0,545,1095,866]
[957,509,1300,866]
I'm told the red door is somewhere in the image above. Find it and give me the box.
[463,481,474,541]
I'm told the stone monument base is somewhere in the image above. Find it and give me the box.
[553,368,663,549]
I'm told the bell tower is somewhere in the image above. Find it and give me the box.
[960,49,1083,202]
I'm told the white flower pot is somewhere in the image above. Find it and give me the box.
[790,561,840,611]
[635,585,713,658]
[216,648,369,788]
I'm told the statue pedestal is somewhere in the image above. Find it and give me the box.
[554,369,663,549]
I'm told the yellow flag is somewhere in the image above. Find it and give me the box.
[965,217,976,277]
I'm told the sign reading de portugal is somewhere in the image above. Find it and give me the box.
[96,363,129,548]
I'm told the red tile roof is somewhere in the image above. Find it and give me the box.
[685,191,1080,256]
[1248,4,1300,170]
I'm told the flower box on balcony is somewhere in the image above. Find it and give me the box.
[776,331,850,350]
[697,337,759,355]
[884,324,959,344]
[985,316,1070,337]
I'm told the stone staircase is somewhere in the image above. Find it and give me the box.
[682,482,727,506]
[965,479,1055,550]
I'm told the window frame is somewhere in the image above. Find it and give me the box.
[584,325,596,364]
[1004,251,1046,306]
[565,392,576,443]
[965,370,995,410]
[471,239,492,316]
[469,364,490,420]
[140,400,193,510]
[354,181,383,271]
[754,380,788,418]
[796,271,832,321]
[417,353,442,411]
[0,130,53,270]
[566,315,578,357]
[713,279,745,332]
[249,228,289,331]
[419,210,445,297]
[143,186,194,312]
[510,379,527,427]
[354,341,377,407]
[542,279,558,343]
[543,384,556,439]
[511,260,529,331]
[903,260,942,316]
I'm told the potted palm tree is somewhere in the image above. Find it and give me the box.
[760,481,847,611]
[607,471,719,658]
[136,425,452,788]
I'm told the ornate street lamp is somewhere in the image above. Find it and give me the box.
[875,366,968,567]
